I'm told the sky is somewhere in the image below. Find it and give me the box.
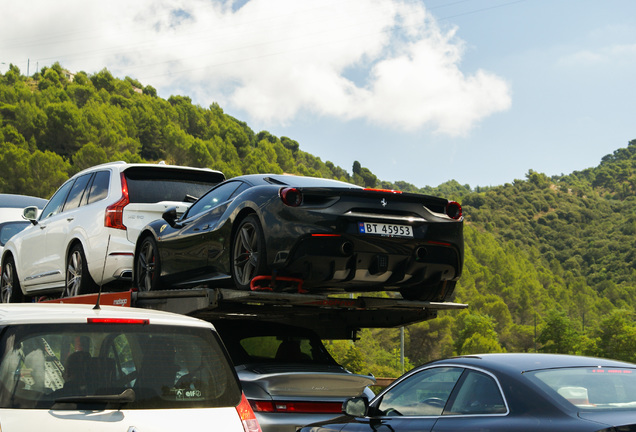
[1,0,636,189]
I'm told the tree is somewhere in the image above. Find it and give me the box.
[537,309,580,354]
[591,310,636,362]
[90,68,116,93]
[41,101,83,156]
[453,311,504,355]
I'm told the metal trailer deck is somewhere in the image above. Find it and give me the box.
[51,288,467,339]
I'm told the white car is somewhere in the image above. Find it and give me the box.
[0,302,261,432]
[1,162,224,302]
[0,194,47,255]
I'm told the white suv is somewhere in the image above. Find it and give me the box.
[1,162,224,302]
[0,303,261,432]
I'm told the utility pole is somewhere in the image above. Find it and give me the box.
[400,326,404,374]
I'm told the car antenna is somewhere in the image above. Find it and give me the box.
[94,235,111,310]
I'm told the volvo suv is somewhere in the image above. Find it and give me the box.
[0,162,224,302]
[0,303,261,431]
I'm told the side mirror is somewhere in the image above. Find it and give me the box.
[343,397,368,417]
[162,207,180,228]
[23,206,38,225]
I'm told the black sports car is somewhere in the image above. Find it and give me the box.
[133,174,463,301]
[300,353,636,432]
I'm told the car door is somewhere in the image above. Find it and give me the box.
[19,180,74,288]
[41,173,94,287]
[159,181,244,279]
[340,366,465,432]
[431,368,508,432]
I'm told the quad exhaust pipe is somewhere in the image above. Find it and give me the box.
[415,246,428,260]
[340,241,354,256]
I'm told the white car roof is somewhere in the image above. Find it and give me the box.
[72,161,223,178]
[0,303,214,328]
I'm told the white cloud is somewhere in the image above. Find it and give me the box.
[0,0,511,135]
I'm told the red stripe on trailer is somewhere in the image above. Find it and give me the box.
[40,290,133,307]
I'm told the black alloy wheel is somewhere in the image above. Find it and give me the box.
[136,236,161,291]
[231,214,267,290]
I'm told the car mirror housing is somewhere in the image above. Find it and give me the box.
[162,207,180,227]
[23,206,38,225]
[343,397,368,417]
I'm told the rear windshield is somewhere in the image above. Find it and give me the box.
[263,175,358,189]
[526,367,636,410]
[124,167,225,204]
[215,322,337,366]
[0,323,241,410]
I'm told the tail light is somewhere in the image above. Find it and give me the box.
[280,187,302,207]
[446,201,462,220]
[249,399,343,414]
[237,393,262,432]
[87,318,149,325]
[364,188,402,194]
[105,172,130,230]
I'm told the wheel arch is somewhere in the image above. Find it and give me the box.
[1,250,26,297]
[133,229,158,273]
[65,237,89,280]
[229,207,259,243]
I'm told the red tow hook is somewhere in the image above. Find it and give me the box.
[250,275,307,293]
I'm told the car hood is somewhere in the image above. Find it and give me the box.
[236,364,375,398]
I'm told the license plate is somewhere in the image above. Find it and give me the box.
[358,222,413,237]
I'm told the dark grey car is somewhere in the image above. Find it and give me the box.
[213,320,376,432]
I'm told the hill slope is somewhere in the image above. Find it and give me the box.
[2,63,636,375]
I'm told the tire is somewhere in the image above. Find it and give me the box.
[64,244,97,298]
[1,256,24,303]
[231,214,267,290]
[135,236,161,291]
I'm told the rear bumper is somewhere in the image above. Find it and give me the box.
[87,233,134,284]
[256,411,343,432]
[278,234,462,290]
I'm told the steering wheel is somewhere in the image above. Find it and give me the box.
[383,408,403,416]
[422,397,446,408]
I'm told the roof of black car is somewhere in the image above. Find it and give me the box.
[431,353,636,374]
[235,174,361,189]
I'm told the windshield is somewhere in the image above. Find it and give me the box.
[0,323,241,410]
[526,366,636,410]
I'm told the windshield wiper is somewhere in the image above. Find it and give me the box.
[54,388,135,408]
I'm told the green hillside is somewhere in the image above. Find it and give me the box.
[2,63,636,377]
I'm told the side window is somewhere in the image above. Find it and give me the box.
[186,182,242,218]
[39,181,74,220]
[63,173,93,211]
[86,171,110,204]
[446,370,506,415]
[377,367,463,416]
